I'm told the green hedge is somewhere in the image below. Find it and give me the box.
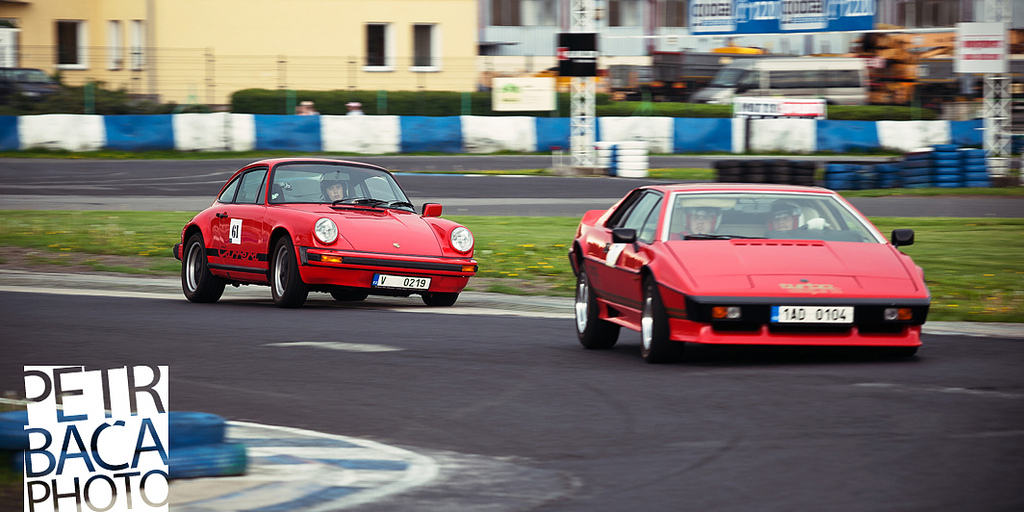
[230,89,937,120]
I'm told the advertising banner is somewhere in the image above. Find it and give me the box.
[492,77,557,112]
[734,97,827,119]
[557,33,598,77]
[689,0,875,35]
[955,22,1008,74]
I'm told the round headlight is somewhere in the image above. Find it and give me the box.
[314,218,338,244]
[450,227,474,253]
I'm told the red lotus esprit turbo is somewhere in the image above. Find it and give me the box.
[568,184,930,362]
[174,158,477,307]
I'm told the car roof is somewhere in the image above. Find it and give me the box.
[245,157,391,173]
[638,183,836,196]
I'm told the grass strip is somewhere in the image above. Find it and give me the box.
[0,211,1020,322]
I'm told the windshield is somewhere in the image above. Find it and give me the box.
[709,67,747,88]
[666,192,883,243]
[268,163,413,210]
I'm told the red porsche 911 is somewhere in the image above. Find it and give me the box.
[568,183,930,363]
[174,158,477,307]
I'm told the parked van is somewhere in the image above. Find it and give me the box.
[690,57,868,105]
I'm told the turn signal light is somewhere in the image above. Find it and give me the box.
[712,306,742,319]
[462,265,477,272]
[884,307,913,321]
[321,255,344,264]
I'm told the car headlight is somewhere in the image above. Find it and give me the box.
[450,227,473,253]
[314,218,338,244]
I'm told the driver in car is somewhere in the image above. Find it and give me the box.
[686,206,721,235]
[321,175,348,202]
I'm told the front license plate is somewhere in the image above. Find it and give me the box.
[372,274,431,290]
[771,306,853,324]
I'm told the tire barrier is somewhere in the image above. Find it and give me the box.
[823,144,991,191]
[2,410,246,479]
[714,159,816,186]
[597,141,650,178]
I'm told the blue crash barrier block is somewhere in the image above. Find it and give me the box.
[0,115,18,150]
[254,115,322,153]
[673,118,731,153]
[816,120,879,153]
[104,115,175,151]
[399,116,462,153]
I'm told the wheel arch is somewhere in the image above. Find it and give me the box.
[267,227,294,270]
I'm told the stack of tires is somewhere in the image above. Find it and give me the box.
[931,144,963,188]
[0,410,247,479]
[714,159,816,185]
[824,164,874,190]
[876,162,903,189]
[901,150,935,188]
[960,148,991,187]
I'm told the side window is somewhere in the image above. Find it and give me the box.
[235,169,268,205]
[606,190,646,228]
[635,197,663,243]
[217,177,241,203]
[619,193,662,242]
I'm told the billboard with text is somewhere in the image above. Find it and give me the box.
[690,0,874,35]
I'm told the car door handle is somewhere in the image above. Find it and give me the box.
[215,212,228,219]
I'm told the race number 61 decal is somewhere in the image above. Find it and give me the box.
[230,218,242,245]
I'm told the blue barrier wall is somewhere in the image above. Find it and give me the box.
[535,118,572,152]
[400,116,462,153]
[673,118,731,153]
[104,115,176,151]
[0,116,18,150]
[816,120,879,153]
[950,119,984,147]
[254,115,322,152]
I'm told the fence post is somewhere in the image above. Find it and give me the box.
[286,89,296,115]
[84,82,95,114]
[461,91,470,115]
[377,90,387,115]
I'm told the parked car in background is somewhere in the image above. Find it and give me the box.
[690,57,868,105]
[174,158,478,308]
[0,68,59,101]
[568,183,929,363]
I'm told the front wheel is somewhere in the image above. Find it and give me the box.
[182,233,225,303]
[422,292,459,307]
[271,236,308,308]
[641,276,682,363]
[575,268,620,349]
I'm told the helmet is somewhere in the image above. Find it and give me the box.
[685,206,721,233]
[320,174,348,199]
[768,201,803,230]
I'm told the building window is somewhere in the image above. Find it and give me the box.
[412,24,439,70]
[107,20,123,70]
[492,0,521,26]
[522,0,557,26]
[608,0,642,27]
[57,20,87,69]
[659,0,686,28]
[898,0,959,28]
[366,23,392,69]
[130,20,145,70]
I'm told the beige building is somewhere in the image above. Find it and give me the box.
[0,0,478,105]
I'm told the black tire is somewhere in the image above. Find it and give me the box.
[270,236,308,308]
[182,232,226,303]
[641,276,682,363]
[575,267,620,349]
[330,287,370,302]
[422,292,459,306]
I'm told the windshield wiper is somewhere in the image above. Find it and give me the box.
[333,198,388,207]
[387,200,415,210]
[683,234,766,240]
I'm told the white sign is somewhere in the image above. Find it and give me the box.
[492,77,556,112]
[733,97,827,119]
[955,22,1007,74]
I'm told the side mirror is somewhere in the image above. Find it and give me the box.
[612,228,637,244]
[891,229,914,248]
[421,203,443,217]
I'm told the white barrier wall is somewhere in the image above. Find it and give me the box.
[749,119,817,153]
[321,115,401,154]
[877,121,952,153]
[228,114,256,152]
[173,112,237,152]
[599,117,674,154]
[19,114,106,151]
[460,116,536,153]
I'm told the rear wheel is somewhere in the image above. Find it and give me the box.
[641,276,682,363]
[182,233,225,303]
[422,292,459,307]
[575,267,620,349]
[271,236,308,308]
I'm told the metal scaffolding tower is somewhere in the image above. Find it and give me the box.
[569,0,596,169]
[982,0,1012,179]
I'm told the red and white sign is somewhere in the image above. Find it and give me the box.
[955,22,1007,74]
[733,97,827,119]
